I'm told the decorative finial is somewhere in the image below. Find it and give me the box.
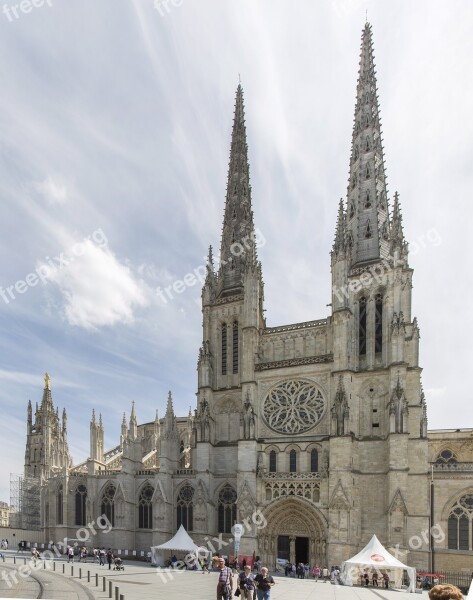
[365,9,368,24]
[44,372,51,390]
[238,73,241,85]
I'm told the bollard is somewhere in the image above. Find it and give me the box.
[71,566,74,577]
[109,580,112,598]
[115,586,119,600]
[95,573,98,587]
[103,577,106,592]
[24,558,26,565]
[62,563,65,574]
[43,560,46,569]
[13,556,16,564]
[88,571,90,583]
[79,567,82,579]
[120,595,124,600]
[53,561,56,571]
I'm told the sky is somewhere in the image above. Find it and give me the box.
[0,0,472,502]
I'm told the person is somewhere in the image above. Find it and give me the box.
[238,564,255,600]
[216,556,233,600]
[254,567,275,600]
[372,571,379,586]
[383,572,389,589]
[323,566,329,582]
[291,563,296,577]
[313,564,320,579]
[67,545,74,563]
[31,547,40,566]
[428,584,463,600]
[364,571,370,587]
[106,548,113,570]
[99,547,105,566]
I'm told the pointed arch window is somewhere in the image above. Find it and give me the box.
[138,484,153,529]
[310,449,319,473]
[364,113,370,127]
[177,485,194,531]
[56,484,63,525]
[232,321,239,374]
[221,323,227,375]
[375,293,383,353]
[359,297,367,356]
[365,165,371,179]
[353,146,359,162]
[218,485,237,533]
[74,484,87,527]
[365,221,372,239]
[349,202,355,219]
[100,483,116,527]
[289,449,297,473]
[365,191,371,208]
[269,450,277,473]
[365,137,371,151]
[448,494,473,550]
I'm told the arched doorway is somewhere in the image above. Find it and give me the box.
[259,497,327,568]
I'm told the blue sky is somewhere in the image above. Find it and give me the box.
[0,0,472,501]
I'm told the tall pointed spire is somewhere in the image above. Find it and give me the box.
[345,23,390,267]
[217,84,258,297]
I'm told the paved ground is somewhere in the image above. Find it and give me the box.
[0,552,431,600]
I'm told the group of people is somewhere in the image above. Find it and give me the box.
[216,556,275,600]
[66,545,115,569]
[284,564,340,582]
[360,569,390,588]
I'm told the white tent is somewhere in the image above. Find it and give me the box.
[466,577,473,599]
[340,534,416,593]
[150,525,209,569]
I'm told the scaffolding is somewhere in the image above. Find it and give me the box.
[10,473,41,531]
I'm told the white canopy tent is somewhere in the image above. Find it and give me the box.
[466,577,473,599]
[150,525,209,569]
[340,534,416,593]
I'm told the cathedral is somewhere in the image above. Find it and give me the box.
[23,23,473,571]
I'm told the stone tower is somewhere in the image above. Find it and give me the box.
[24,373,71,481]
[196,84,264,546]
[328,22,429,565]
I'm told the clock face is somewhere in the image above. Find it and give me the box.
[262,379,326,435]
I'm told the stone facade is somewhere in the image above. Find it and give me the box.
[24,24,472,571]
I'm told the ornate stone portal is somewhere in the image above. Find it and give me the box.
[259,498,327,568]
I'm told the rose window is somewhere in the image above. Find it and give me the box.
[262,380,325,434]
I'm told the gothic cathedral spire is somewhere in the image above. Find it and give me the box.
[217,84,258,298]
[345,22,390,267]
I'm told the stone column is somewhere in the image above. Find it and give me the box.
[289,535,296,564]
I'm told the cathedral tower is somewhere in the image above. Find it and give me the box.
[24,373,71,481]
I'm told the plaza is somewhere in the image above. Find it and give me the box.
[0,552,427,600]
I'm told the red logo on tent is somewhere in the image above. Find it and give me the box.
[370,554,385,562]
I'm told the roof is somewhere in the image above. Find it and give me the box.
[344,534,410,569]
[150,525,202,552]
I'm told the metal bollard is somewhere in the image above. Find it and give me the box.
[53,561,56,571]
[120,595,124,600]
[62,563,65,574]
[23,558,26,565]
[115,586,119,600]
[43,560,46,569]
[95,573,99,586]
[88,571,90,583]
[13,556,16,564]
[79,567,82,579]
[71,566,74,577]
[109,580,112,598]
[103,576,106,592]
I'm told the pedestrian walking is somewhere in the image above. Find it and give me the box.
[106,548,113,570]
[254,567,275,600]
[216,556,233,600]
[238,564,255,600]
